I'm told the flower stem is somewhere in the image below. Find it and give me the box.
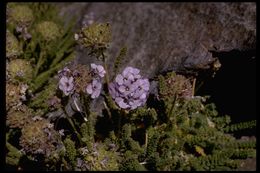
[101,52,110,92]
[34,48,46,77]
[64,110,83,146]
[145,131,148,149]
[192,78,196,96]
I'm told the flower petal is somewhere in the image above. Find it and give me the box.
[86,84,93,94]
[91,63,97,69]
[115,74,124,85]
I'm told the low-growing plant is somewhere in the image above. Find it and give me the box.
[6,3,256,171]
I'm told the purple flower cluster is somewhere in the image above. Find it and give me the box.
[58,67,75,96]
[86,79,102,99]
[59,76,74,96]
[58,63,105,98]
[86,63,106,98]
[90,63,106,78]
[109,67,150,110]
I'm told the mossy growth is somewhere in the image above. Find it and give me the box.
[28,79,58,113]
[19,118,63,159]
[36,21,61,41]
[8,4,34,27]
[6,30,22,59]
[78,23,111,49]
[5,11,256,171]
[77,22,111,59]
[80,143,120,171]
[6,82,23,110]
[7,59,33,82]
[64,138,77,169]
[7,105,34,129]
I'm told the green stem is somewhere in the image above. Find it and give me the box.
[103,100,112,119]
[34,48,46,77]
[192,78,196,96]
[145,131,148,149]
[63,99,83,146]
[101,52,110,92]
[66,116,83,146]
[118,112,122,135]
[61,157,69,170]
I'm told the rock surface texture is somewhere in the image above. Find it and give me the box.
[58,3,256,78]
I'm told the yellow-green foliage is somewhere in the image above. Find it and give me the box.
[7,105,33,129]
[6,141,23,166]
[130,107,157,128]
[82,143,120,171]
[6,3,76,94]
[158,72,193,100]
[8,4,34,26]
[64,138,77,168]
[19,119,61,156]
[5,13,256,171]
[6,82,22,110]
[119,151,146,171]
[36,21,61,41]
[28,79,58,112]
[6,30,22,58]
[224,120,257,132]
[113,46,127,76]
[80,113,96,149]
[8,59,33,82]
[79,23,111,49]
[77,22,111,59]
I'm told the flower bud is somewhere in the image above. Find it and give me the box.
[8,59,33,81]
[20,118,62,156]
[7,105,33,128]
[78,23,111,49]
[8,5,34,26]
[36,21,61,41]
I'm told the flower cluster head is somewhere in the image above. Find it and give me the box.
[76,143,119,171]
[109,67,150,110]
[7,105,33,129]
[59,76,74,96]
[158,72,193,100]
[76,23,111,50]
[58,63,105,98]
[19,118,63,157]
[8,5,34,27]
[90,63,106,78]
[6,82,28,110]
[36,21,61,41]
[7,58,33,81]
[86,63,106,98]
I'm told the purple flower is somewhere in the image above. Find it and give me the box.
[91,63,106,78]
[58,67,71,78]
[115,97,130,109]
[123,67,141,78]
[108,82,119,99]
[109,66,150,110]
[59,76,75,96]
[132,79,150,98]
[86,79,102,98]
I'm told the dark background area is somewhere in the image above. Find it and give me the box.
[196,49,256,137]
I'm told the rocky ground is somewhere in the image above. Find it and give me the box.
[58,2,255,78]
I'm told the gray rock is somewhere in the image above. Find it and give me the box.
[56,2,256,116]
[57,3,256,78]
